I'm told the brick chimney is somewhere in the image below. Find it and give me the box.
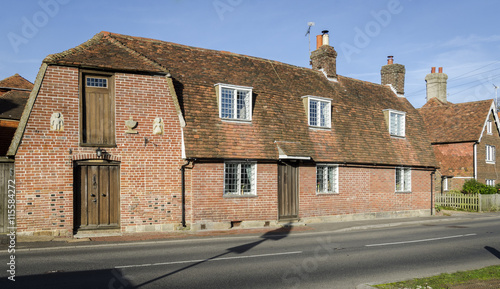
[425,67,448,103]
[310,30,337,79]
[381,56,405,95]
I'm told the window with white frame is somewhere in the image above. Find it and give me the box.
[487,120,493,135]
[443,177,449,191]
[389,110,406,137]
[316,165,338,194]
[486,145,496,163]
[486,179,495,186]
[305,96,331,128]
[217,84,252,121]
[395,167,411,192]
[224,162,256,196]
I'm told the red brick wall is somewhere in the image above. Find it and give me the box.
[190,162,277,222]
[190,162,432,223]
[477,113,500,185]
[299,165,432,218]
[15,66,184,235]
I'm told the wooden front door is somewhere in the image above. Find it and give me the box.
[278,162,299,220]
[75,162,120,230]
[0,162,14,233]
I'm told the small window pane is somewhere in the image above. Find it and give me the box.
[221,88,234,119]
[86,77,107,88]
[224,163,238,194]
[309,100,318,126]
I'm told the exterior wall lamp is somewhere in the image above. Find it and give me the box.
[96,147,103,158]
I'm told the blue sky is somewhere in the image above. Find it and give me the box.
[1,0,499,108]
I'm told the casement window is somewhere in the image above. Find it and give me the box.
[486,145,496,163]
[486,179,495,186]
[316,165,338,194]
[224,162,256,196]
[395,167,411,192]
[303,96,332,128]
[216,84,252,121]
[81,74,115,146]
[487,120,493,135]
[389,111,405,137]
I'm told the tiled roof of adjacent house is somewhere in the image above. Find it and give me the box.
[42,31,436,167]
[0,73,33,91]
[418,99,493,143]
[0,90,30,120]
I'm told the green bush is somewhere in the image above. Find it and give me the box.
[462,179,499,194]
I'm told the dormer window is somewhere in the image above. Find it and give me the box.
[303,96,331,128]
[384,109,406,137]
[215,83,252,121]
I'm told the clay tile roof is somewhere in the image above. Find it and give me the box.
[43,32,167,74]
[0,90,30,120]
[45,31,437,167]
[418,99,493,143]
[0,74,33,90]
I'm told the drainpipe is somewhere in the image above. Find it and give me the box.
[181,159,194,227]
[473,142,478,180]
[431,170,435,215]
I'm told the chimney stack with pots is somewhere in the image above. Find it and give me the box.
[310,30,337,79]
[381,56,406,95]
[425,66,448,103]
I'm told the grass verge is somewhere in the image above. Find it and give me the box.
[374,265,500,289]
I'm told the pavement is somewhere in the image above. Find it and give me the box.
[9,210,499,251]
[3,210,500,288]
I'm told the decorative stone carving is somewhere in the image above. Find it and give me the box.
[50,112,64,131]
[153,117,163,135]
[125,116,138,134]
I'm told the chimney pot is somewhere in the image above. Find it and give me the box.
[387,56,394,65]
[431,67,436,73]
[316,34,323,49]
[322,30,329,34]
[438,67,443,73]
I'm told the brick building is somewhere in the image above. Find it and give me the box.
[418,67,500,193]
[0,74,33,156]
[9,31,437,236]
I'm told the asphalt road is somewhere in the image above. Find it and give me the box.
[1,216,500,288]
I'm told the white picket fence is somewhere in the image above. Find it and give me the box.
[435,193,500,212]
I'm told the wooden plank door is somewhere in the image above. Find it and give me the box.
[278,162,299,220]
[75,163,119,230]
[0,162,14,233]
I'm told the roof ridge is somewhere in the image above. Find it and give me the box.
[106,34,169,74]
[43,32,106,64]
[107,31,317,73]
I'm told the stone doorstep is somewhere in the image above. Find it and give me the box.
[73,229,122,239]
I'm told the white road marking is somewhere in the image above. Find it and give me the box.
[115,251,303,269]
[365,233,477,247]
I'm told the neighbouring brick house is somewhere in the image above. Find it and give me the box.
[418,67,500,193]
[0,74,33,156]
[9,31,437,236]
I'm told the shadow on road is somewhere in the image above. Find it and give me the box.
[485,246,500,259]
[0,268,133,289]
[134,223,293,288]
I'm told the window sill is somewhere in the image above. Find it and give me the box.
[390,135,406,139]
[486,161,496,164]
[221,119,252,124]
[395,191,412,193]
[309,126,331,130]
[79,143,117,148]
[223,194,257,198]
[316,192,339,195]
